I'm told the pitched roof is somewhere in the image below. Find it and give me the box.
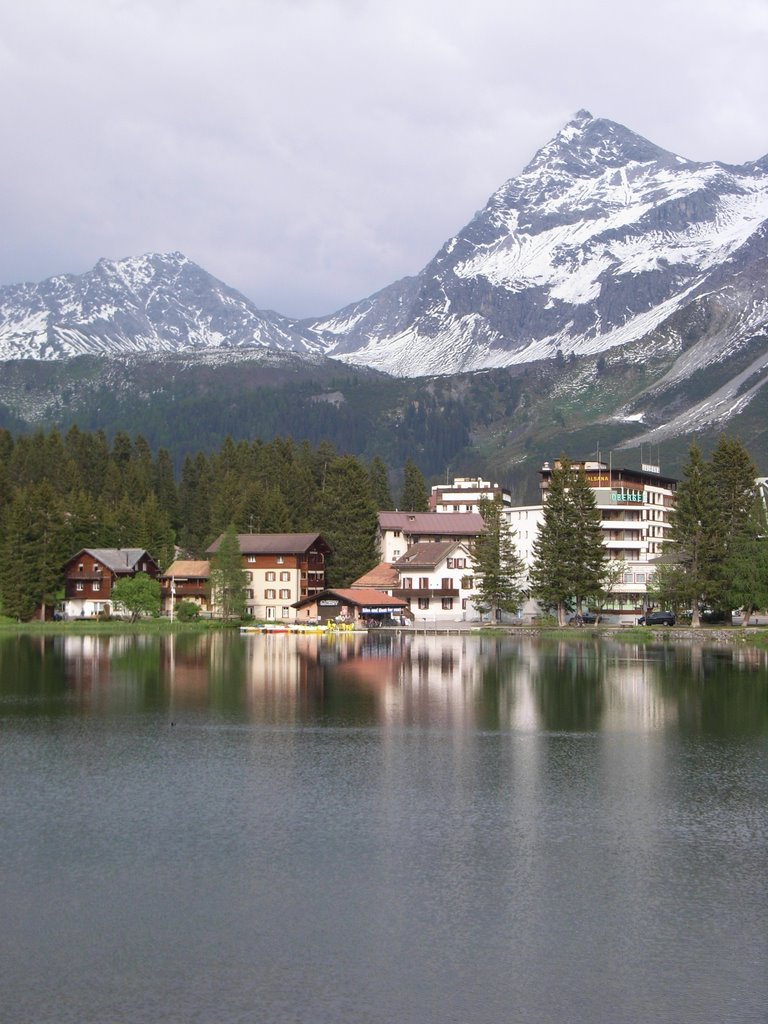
[378,511,485,534]
[161,560,210,578]
[350,562,399,589]
[70,548,155,573]
[206,532,330,555]
[394,541,467,569]
[293,588,406,609]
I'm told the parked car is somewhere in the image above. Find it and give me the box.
[569,611,598,625]
[638,611,675,626]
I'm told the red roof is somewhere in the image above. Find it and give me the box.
[293,588,406,609]
[350,563,399,589]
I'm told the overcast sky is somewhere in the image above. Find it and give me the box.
[1,0,767,317]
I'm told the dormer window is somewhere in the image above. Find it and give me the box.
[78,563,84,572]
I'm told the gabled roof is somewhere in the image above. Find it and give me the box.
[394,541,469,570]
[161,560,210,579]
[293,588,406,609]
[64,548,156,573]
[350,562,400,589]
[206,532,331,555]
[378,511,485,535]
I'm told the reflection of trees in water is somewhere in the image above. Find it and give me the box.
[654,643,768,737]
[529,640,605,733]
[0,635,70,715]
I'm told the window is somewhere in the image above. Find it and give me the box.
[280,571,290,581]
[442,597,453,610]
[248,555,257,563]
[78,563,84,572]
[461,598,468,610]
[447,558,454,569]
[279,589,291,599]
[441,578,451,590]
[93,581,100,592]
[266,606,275,619]
[276,556,284,564]
[246,589,254,599]
[418,598,430,610]
[402,577,413,589]
[393,550,400,559]
[461,575,474,589]
[282,607,290,618]
[265,589,276,599]
[76,582,84,592]
[419,577,429,589]
[393,530,401,537]
[266,571,276,581]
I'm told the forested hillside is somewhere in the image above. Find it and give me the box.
[0,428,428,619]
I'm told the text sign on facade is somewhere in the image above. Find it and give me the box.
[611,489,644,503]
[319,599,340,607]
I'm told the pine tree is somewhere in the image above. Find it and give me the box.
[0,483,69,620]
[723,492,768,625]
[400,458,429,512]
[472,496,525,621]
[209,524,247,621]
[663,442,718,627]
[529,458,605,625]
[368,456,393,510]
[319,456,378,587]
[567,465,606,615]
[707,434,759,615]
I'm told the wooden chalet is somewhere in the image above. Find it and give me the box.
[61,548,160,619]
[159,560,211,616]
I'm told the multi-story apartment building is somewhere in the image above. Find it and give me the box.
[377,511,485,563]
[430,476,512,514]
[537,459,678,616]
[206,533,331,621]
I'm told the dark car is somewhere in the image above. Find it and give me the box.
[569,611,598,625]
[638,611,675,626]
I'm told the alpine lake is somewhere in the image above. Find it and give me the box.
[1,628,766,1024]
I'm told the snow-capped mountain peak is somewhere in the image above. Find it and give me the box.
[0,251,322,360]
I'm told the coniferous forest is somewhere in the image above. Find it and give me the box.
[0,427,428,619]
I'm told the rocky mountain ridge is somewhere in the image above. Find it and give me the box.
[2,111,768,455]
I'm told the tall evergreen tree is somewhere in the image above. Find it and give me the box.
[707,434,759,615]
[567,465,606,615]
[400,458,429,512]
[0,483,69,620]
[529,458,605,625]
[319,456,378,587]
[722,491,768,625]
[663,442,718,627]
[368,456,393,510]
[209,524,247,620]
[472,496,526,621]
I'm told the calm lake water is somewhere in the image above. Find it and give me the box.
[1,631,767,1024]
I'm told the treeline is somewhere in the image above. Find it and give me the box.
[652,436,768,624]
[0,426,429,620]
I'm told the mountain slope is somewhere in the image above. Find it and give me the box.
[304,110,768,378]
[0,252,321,360]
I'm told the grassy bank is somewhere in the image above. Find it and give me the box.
[0,617,235,635]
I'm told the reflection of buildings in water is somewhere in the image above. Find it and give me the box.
[242,632,338,721]
[161,633,216,704]
[600,643,675,733]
